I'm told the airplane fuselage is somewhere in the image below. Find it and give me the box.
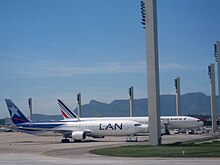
[16,119,146,137]
[65,116,203,130]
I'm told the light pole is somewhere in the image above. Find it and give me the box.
[214,41,220,120]
[175,77,181,116]
[28,98,32,120]
[77,93,81,117]
[141,0,161,145]
[208,64,217,135]
[129,86,134,117]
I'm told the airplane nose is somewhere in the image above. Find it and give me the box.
[199,121,204,127]
[139,124,149,133]
[197,120,204,127]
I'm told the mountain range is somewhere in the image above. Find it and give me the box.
[1,92,216,123]
[77,92,213,117]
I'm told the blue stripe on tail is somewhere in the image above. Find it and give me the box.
[5,99,30,125]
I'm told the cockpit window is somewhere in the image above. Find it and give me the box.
[197,120,201,122]
[134,124,141,127]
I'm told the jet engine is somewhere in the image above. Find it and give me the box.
[71,131,86,141]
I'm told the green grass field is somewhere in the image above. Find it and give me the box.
[90,141,220,157]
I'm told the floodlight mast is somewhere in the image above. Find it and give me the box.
[77,93,81,117]
[175,77,181,116]
[129,86,134,117]
[28,98,32,120]
[143,0,161,145]
[208,64,217,135]
[215,41,220,119]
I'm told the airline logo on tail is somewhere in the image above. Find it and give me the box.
[5,99,30,125]
[57,99,79,120]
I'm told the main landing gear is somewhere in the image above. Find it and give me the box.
[61,138,70,143]
[164,124,170,135]
[61,134,71,143]
[126,135,138,142]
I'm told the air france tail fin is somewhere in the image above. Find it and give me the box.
[5,99,30,125]
[57,99,80,121]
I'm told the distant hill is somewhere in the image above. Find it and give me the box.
[77,92,212,118]
[0,92,215,122]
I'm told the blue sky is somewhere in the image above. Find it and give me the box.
[0,0,220,118]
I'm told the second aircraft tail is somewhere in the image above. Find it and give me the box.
[57,99,80,121]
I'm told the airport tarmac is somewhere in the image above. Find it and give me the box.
[0,132,220,165]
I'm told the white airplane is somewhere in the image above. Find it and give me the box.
[58,99,204,132]
[5,99,147,143]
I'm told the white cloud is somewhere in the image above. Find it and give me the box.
[15,61,146,78]
[159,62,206,72]
[159,63,185,71]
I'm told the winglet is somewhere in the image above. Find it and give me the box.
[5,99,30,125]
[57,99,80,121]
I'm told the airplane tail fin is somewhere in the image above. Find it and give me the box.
[57,99,80,121]
[5,99,30,125]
